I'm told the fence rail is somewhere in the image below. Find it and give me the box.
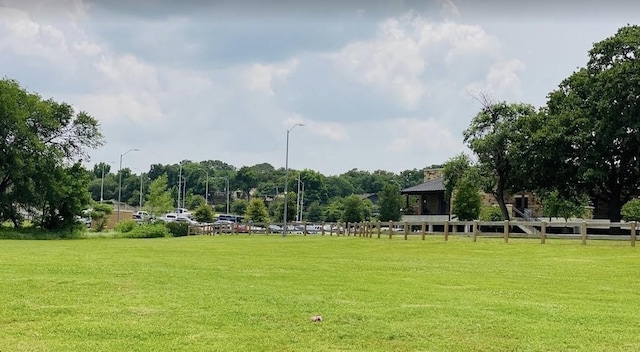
[186,220,639,246]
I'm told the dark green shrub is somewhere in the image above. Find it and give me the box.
[621,198,640,222]
[115,219,137,233]
[89,204,113,232]
[165,222,189,237]
[194,205,214,223]
[124,224,169,238]
[480,206,503,221]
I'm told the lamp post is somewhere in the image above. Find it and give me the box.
[215,177,230,214]
[283,123,304,236]
[299,180,305,222]
[117,148,140,222]
[177,161,184,212]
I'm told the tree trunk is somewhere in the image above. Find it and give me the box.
[495,180,510,221]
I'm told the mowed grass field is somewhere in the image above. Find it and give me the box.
[1,235,639,351]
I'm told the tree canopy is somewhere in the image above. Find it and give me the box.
[0,78,103,229]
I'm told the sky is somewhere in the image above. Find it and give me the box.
[1,0,639,176]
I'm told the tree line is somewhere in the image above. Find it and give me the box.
[2,24,640,230]
[444,25,640,222]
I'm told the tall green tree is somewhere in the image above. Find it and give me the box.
[246,198,269,223]
[541,25,640,221]
[378,184,402,221]
[463,100,536,221]
[342,195,365,223]
[442,153,472,204]
[451,170,482,221]
[146,174,173,216]
[233,166,258,201]
[0,78,103,228]
[306,202,324,222]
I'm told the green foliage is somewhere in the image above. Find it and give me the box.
[452,173,482,221]
[540,25,640,221]
[620,199,640,222]
[233,166,258,201]
[342,195,364,223]
[443,153,472,203]
[114,219,137,233]
[306,202,324,222]
[246,198,269,223]
[0,78,103,229]
[231,199,249,216]
[124,224,169,238]
[541,190,587,221]
[186,195,206,211]
[274,192,297,222]
[146,174,173,216]
[378,184,402,221]
[214,204,227,213]
[463,100,536,221]
[165,222,189,237]
[0,226,84,240]
[194,205,215,223]
[89,203,113,232]
[324,200,344,222]
[479,206,503,221]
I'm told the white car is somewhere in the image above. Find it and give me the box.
[159,213,178,222]
[175,208,193,218]
[175,216,199,226]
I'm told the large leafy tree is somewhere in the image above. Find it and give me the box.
[542,25,640,221]
[463,100,536,221]
[342,195,365,223]
[233,166,258,201]
[377,184,402,221]
[0,78,103,228]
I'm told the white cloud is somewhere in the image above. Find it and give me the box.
[438,0,460,19]
[328,11,506,110]
[385,117,463,154]
[464,59,525,99]
[245,58,299,96]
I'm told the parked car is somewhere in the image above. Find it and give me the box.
[175,208,193,218]
[175,216,199,226]
[159,213,178,222]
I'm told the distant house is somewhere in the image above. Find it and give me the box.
[400,168,549,222]
[359,193,379,204]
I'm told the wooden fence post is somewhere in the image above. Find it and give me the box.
[503,220,509,243]
[403,222,409,240]
[321,222,325,236]
[444,220,449,241]
[421,221,426,240]
[303,221,307,236]
[541,221,546,244]
[581,221,587,245]
[631,221,637,247]
[472,220,478,242]
[377,222,381,238]
[388,221,393,239]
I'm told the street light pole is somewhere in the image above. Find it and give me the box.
[283,123,304,237]
[117,148,140,222]
[299,180,305,222]
[225,178,230,214]
[177,161,183,212]
[139,172,144,209]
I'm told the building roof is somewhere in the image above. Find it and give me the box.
[401,177,445,194]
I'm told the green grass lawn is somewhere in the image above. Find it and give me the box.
[1,235,639,351]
